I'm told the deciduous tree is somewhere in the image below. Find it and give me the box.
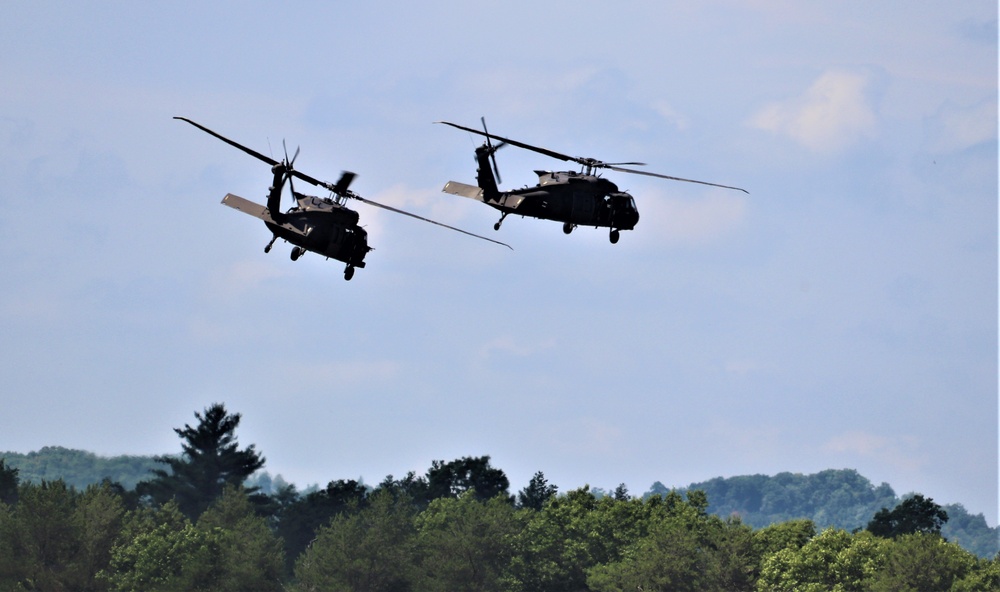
[294,489,417,591]
[867,494,948,538]
[413,491,521,592]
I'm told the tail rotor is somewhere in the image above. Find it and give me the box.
[481,116,503,184]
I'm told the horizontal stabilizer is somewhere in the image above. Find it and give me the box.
[222,193,309,236]
[222,193,272,221]
[442,181,484,202]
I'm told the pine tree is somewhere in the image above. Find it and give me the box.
[137,403,264,519]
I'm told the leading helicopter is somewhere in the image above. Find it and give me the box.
[176,117,510,280]
[438,119,748,243]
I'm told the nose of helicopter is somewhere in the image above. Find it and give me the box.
[611,192,640,229]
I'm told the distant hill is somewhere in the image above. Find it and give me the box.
[645,468,998,558]
[0,446,160,490]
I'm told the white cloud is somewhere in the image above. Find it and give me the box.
[749,70,878,153]
[478,335,556,362]
[924,99,997,153]
[822,431,924,471]
[637,188,748,246]
[204,260,289,300]
[651,99,690,130]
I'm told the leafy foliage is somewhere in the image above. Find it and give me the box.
[294,488,417,592]
[413,492,522,592]
[102,488,283,592]
[867,493,949,538]
[0,480,125,591]
[425,455,511,503]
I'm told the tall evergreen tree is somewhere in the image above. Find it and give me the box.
[0,459,18,505]
[136,403,264,519]
[517,471,558,510]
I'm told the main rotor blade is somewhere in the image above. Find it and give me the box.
[174,117,279,167]
[436,121,577,164]
[351,193,512,250]
[438,120,748,193]
[607,165,749,193]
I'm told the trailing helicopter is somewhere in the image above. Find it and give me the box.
[438,119,747,243]
[176,117,510,280]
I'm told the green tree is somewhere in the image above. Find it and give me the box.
[294,489,417,592]
[275,478,368,572]
[102,507,215,592]
[516,471,557,510]
[587,494,755,592]
[508,487,693,592]
[412,492,521,592]
[426,456,511,503]
[137,403,265,519]
[867,494,948,538]
[756,527,886,591]
[867,532,976,591]
[952,555,1000,591]
[6,480,80,590]
[195,486,285,590]
[68,482,127,591]
[751,518,816,557]
[104,489,283,592]
[0,459,18,505]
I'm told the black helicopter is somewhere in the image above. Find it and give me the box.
[176,117,510,280]
[438,119,747,243]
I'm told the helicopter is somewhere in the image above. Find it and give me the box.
[437,119,748,243]
[175,117,510,280]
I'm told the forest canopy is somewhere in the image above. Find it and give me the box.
[1,402,997,592]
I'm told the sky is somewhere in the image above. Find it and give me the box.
[1,2,996,524]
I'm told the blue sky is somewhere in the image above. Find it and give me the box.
[1,2,996,523]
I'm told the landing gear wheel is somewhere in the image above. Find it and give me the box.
[344,266,355,281]
[290,246,303,261]
[609,229,620,244]
[264,244,272,254]
[563,222,574,235]
[494,212,508,231]
[493,222,501,231]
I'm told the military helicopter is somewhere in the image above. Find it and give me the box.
[438,119,747,243]
[176,117,510,280]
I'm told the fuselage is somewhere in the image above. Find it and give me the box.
[471,143,639,231]
[490,171,640,230]
[268,193,370,267]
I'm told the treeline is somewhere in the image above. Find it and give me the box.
[1,471,997,590]
[1,403,997,591]
[5,447,998,558]
[0,446,160,490]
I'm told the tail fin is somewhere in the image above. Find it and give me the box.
[474,144,501,202]
[266,164,287,221]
